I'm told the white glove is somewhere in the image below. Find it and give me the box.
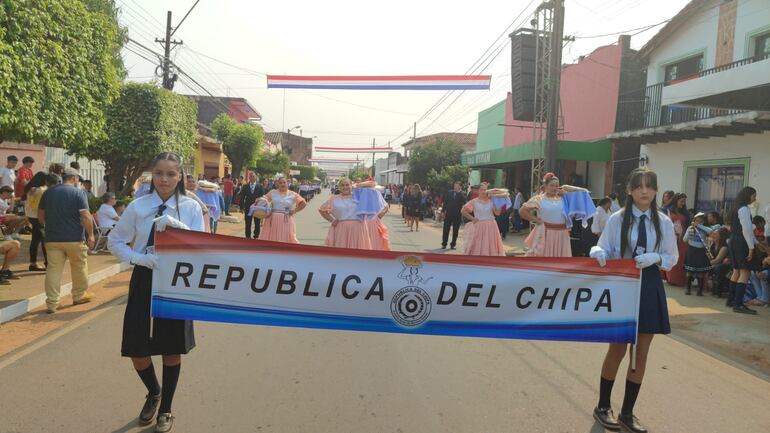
[589,247,607,267]
[153,215,189,232]
[635,253,661,269]
[131,253,158,270]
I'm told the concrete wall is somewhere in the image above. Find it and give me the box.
[0,142,46,173]
[641,131,770,209]
[646,1,720,86]
[734,0,770,58]
[504,39,624,146]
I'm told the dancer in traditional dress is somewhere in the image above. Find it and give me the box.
[108,152,205,432]
[353,179,391,251]
[258,175,306,243]
[461,183,505,256]
[682,212,716,296]
[319,178,371,249]
[589,168,678,433]
[519,172,593,257]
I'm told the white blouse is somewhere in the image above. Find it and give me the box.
[738,206,755,250]
[472,200,496,221]
[592,205,678,271]
[268,190,299,212]
[591,207,610,235]
[108,191,205,264]
[329,196,359,221]
[539,197,567,225]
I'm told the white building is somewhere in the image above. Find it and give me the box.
[610,0,770,215]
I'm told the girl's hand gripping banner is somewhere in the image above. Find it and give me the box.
[153,230,641,344]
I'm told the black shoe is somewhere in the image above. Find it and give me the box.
[726,300,734,308]
[139,393,161,426]
[733,305,758,315]
[450,246,456,250]
[441,244,447,249]
[155,413,174,433]
[1,270,18,280]
[593,407,620,431]
[618,413,647,433]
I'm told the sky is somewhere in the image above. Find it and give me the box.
[118,0,692,168]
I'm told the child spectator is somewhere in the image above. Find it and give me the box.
[683,212,715,296]
[708,228,731,297]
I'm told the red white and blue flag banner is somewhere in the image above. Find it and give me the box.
[266,75,492,90]
[153,229,641,344]
[314,146,394,153]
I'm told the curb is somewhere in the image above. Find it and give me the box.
[0,262,132,324]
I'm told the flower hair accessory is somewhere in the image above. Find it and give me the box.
[542,172,559,184]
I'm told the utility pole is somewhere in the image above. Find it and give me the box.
[371,138,376,178]
[544,0,565,173]
[156,11,183,90]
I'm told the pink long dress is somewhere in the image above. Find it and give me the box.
[522,194,572,257]
[321,195,372,250]
[258,190,305,244]
[462,198,506,256]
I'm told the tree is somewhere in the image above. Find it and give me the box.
[427,164,469,196]
[211,113,263,178]
[70,83,198,194]
[348,166,371,181]
[0,0,124,146]
[293,165,318,181]
[407,139,465,185]
[251,151,290,178]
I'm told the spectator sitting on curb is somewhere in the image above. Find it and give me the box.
[0,186,27,237]
[0,226,21,285]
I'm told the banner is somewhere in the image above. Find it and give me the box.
[153,229,641,344]
[266,75,492,90]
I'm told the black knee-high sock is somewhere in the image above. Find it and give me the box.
[159,364,181,414]
[136,364,161,396]
[598,377,614,408]
[620,380,641,416]
[727,281,736,304]
[734,283,747,307]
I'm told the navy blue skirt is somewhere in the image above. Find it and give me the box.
[121,266,196,357]
[638,265,671,335]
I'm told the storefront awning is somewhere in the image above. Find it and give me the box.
[461,139,611,168]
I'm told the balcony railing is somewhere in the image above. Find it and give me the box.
[664,53,770,86]
[614,54,770,131]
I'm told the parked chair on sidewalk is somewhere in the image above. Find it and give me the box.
[90,215,112,254]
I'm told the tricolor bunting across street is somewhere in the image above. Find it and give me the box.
[314,146,394,153]
[266,75,492,90]
[152,229,641,344]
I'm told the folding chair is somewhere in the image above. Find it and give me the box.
[91,215,112,253]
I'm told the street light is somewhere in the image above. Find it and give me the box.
[288,125,301,135]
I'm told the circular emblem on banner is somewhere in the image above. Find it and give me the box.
[390,286,432,327]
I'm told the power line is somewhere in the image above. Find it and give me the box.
[573,19,671,39]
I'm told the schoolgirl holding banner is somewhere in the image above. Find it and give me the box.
[589,168,678,433]
[108,152,205,433]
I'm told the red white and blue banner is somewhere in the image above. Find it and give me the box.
[266,75,492,90]
[314,146,394,153]
[152,229,641,344]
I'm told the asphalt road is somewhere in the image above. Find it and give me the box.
[1,191,769,433]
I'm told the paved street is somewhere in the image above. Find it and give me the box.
[1,191,769,433]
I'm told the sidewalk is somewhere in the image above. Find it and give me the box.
[412,215,770,379]
[0,215,245,324]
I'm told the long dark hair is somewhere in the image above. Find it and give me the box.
[24,171,48,195]
[730,186,756,224]
[669,193,688,215]
[620,168,663,256]
[715,227,729,250]
[148,152,186,196]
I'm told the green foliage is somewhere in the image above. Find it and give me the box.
[427,164,469,195]
[317,170,328,182]
[88,194,132,214]
[407,139,465,185]
[293,165,318,181]
[71,83,198,194]
[348,166,371,182]
[211,113,263,178]
[251,151,290,178]
[0,0,123,146]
